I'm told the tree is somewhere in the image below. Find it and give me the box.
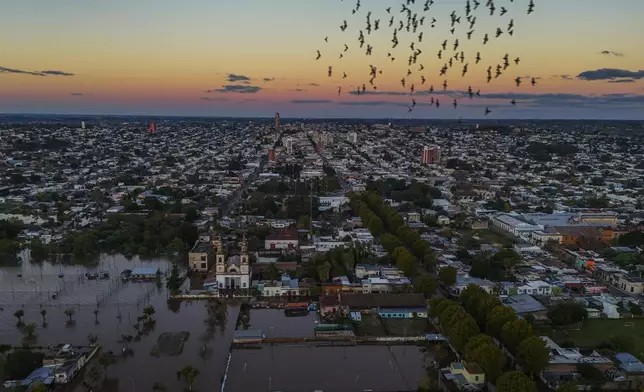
[87,333,98,346]
[446,314,479,351]
[464,334,495,359]
[517,336,550,377]
[64,308,76,322]
[496,371,537,392]
[501,318,533,352]
[30,382,47,392]
[14,309,24,325]
[30,238,49,261]
[178,365,200,391]
[368,215,385,236]
[548,302,588,327]
[40,309,47,326]
[486,306,517,338]
[168,237,185,260]
[467,340,506,382]
[265,263,280,281]
[22,323,37,339]
[630,302,643,316]
[414,275,437,298]
[98,351,117,379]
[556,382,579,392]
[143,306,156,320]
[438,266,457,287]
[166,263,182,295]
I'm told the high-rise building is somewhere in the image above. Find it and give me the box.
[81,121,86,130]
[274,113,280,132]
[267,149,275,161]
[421,145,441,164]
[148,121,157,134]
[285,137,294,155]
[347,132,357,144]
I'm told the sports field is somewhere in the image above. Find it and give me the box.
[538,318,644,358]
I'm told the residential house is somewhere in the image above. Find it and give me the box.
[449,276,496,297]
[441,362,486,388]
[615,353,644,390]
[502,294,548,321]
[515,280,555,296]
[540,336,614,388]
[265,229,299,250]
[617,275,644,295]
[188,240,215,272]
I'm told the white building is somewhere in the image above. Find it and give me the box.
[492,213,541,237]
[285,137,294,154]
[449,275,497,297]
[265,230,299,250]
[516,280,554,296]
[347,132,357,144]
[362,278,391,294]
[213,236,250,290]
[318,196,349,212]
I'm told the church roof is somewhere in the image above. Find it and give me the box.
[227,255,241,267]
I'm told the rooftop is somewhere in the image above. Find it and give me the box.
[502,294,546,314]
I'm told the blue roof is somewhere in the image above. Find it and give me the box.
[131,267,160,275]
[23,367,53,384]
[502,294,546,314]
[615,353,644,373]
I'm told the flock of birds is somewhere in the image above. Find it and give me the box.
[316,0,539,115]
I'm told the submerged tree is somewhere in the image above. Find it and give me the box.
[93,309,100,324]
[14,309,24,325]
[40,309,47,326]
[98,351,117,379]
[178,365,199,391]
[22,323,37,339]
[64,308,76,323]
[87,333,98,347]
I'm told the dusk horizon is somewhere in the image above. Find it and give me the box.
[2,0,643,119]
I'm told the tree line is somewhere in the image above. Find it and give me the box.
[430,284,553,392]
[348,191,440,298]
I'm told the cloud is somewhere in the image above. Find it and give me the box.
[290,99,334,104]
[70,93,85,96]
[291,88,307,92]
[263,77,275,82]
[206,85,262,94]
[226,73,250,82]
[308,83,321,87]
[199,97,228,101]
[0,66,44,76]
[292,92,644,109]
[40,70,74,76]
[551,74,573,80]
[607,79,636,84]
[577,68,644,81]
[599,50,625,57]
[1,66,75,77]
[347,89,466,98]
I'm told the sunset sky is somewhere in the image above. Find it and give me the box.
[1,0,643,119]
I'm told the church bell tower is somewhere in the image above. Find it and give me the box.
[240,235,249,274]
[213,236,225,273]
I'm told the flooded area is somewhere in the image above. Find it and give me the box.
[225,345,428,392]
[246,309,317,338]
[0,255,241,392]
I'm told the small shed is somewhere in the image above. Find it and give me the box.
[129,267,160,280]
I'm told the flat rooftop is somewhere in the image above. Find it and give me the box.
[225,345,426,392]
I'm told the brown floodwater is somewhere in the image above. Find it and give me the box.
[0,254,241,392]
